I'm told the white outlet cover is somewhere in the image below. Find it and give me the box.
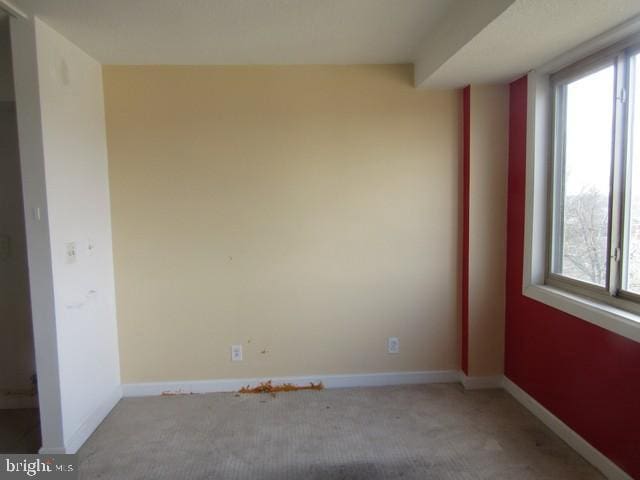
[231,345,243,362]
[387,337,400,354]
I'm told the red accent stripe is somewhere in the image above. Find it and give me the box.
[461,86,470,375]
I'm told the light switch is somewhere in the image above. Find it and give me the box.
[65,242,77,264]
[231,345,243,362]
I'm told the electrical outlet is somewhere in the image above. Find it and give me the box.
[387,337,400,354]
[231,345,243,362]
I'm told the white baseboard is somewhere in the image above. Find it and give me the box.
[39,385,123,455]
[459,373,503,390]
[38,446,66,454]
[0,393,38,409]
[122,370,460,397]
[503,377,632,480]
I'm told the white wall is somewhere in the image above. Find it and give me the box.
[34,18,121,452]
[11,15,121,453]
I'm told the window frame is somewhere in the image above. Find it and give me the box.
[522,19,640,344]
[545,36,640,316]
[620,43,640,303]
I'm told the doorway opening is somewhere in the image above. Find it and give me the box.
[0,12,40,453]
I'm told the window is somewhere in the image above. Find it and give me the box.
[548,39,640,312]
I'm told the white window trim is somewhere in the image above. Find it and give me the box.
[523,14,640,344]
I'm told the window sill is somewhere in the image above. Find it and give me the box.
[523,284,640,343]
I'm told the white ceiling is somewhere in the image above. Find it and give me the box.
[422,0,640,88]
[9,0,640,87]
[13,0,452,65]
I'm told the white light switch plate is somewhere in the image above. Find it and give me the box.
[65,242,77,264]
[231,345,243,362]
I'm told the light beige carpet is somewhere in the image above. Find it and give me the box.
[79,384,603,479]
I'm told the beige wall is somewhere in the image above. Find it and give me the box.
[103,65,459,383]
[468,84,508,376]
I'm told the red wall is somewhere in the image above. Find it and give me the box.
[506,76,640,478]
[461,85,470,375]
